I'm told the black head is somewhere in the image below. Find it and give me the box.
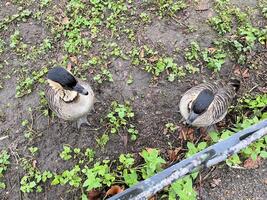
[47,67,77,88]
[192,89,214,114]
[47,67,88,95]
[187,89,214,124]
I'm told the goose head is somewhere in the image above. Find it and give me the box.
[47,67,88,102]
[187,89,214,124]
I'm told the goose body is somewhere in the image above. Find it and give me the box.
[45,67,95,128]
[179,80,240,127]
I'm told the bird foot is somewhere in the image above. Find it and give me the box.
[77,116,90,130]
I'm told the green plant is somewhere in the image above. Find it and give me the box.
[16,66,48,98]
[168,175,197,200]
[209,93,267,166]
[93,68,113,84]
[165,122,178,133]
[10,30,21,48]
[40,0,51,7]
[20,158,53,193]
[145,57,186,81]
[140,12,151,23]
[259,0,267,18]
[243,94,267,118]
[0,150,10,189]
[185,41,201,61]
[156,0,187,17]
[38,91,49,116]
[107,101,138,140]
[96,133,110,149]
[0,38,5,54]
[119,154,138,186]
[127,125,139,141]
[167,141,206,200]
[140,149,166,179]
[84,148,95,163]
[60,146,72,161]
[202,49,226,71]
[82,161,115,191]
[208,2,248,35]
[52,165,82,187]
[0,9,32,30]
[28,147,38,156]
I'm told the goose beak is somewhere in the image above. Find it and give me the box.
[187,112,199,124]
[72,84,88,95]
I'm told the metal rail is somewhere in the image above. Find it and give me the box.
[108,120,267,200]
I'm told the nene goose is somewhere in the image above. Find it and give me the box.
[45,66,95,129]
[179,79,240,128]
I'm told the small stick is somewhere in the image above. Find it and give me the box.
[0,135,8,141]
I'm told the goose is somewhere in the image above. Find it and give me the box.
[179,79,240,128]
[45,66,95,129]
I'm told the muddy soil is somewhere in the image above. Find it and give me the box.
[0,0,266,200]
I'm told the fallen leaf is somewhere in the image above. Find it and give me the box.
[258,87,267,93]
[179,127,195,141]
[263,178,267,185]
[121,134,128,148]
[145,148,156,153]
[210,178,221,188]
[208,47,217,53]
[88,190,101,200]
[148,56,159,62]
[167,148,181,162]
[243,157,262,169]
[234,66,250,78]
[106,185,124,197]
[241,68,249,78]
[70,56,78,65]
[139,48,145,59]
[67,62,72,71]
[32,160,37,168]
[62,16,69,24]
[149,196,156,200]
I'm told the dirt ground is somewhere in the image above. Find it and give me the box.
[0,0,266,200]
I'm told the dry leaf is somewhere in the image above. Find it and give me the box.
[263,178,267,185]
[233,66,241,76]
[241,68,249,78]
[149,196,156,200]
[258,87,267,93]
[210,178,221,188]
[70,56,78,65]
[106,185,124,197]
[67,62,72,71]
[145,148,156,153]
[62,17,69,24]
[234,66,250,78]
[179,127,195,141]
[148,56,159,62]
[243,157,262,169]
[32,160,37,168]
[121,134,128,148]
[208,47,217,53]
[167,148,181,162]
[88,190,101,200]
[139,48,145,59]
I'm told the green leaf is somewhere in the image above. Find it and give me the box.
[260,151,267,158]
[209,131,219,142]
